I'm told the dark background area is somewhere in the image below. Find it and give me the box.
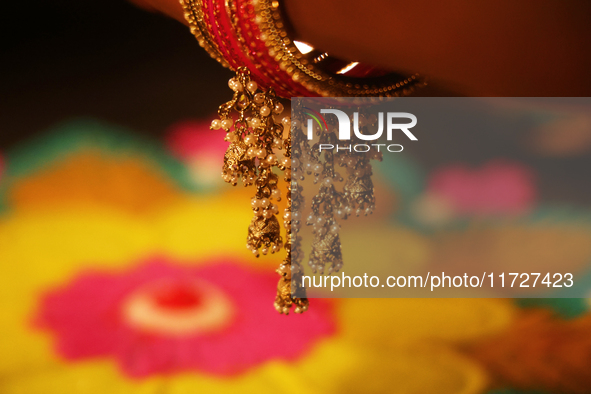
[0,0,452,151]
[0,0,234,148]
[2,0,590,205]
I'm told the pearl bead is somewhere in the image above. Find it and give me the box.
[316,216,326,226]
[226,132,238,142]
[263,210,273,219]
[246,81,258,93]
[330,224,340,234]
[250,118,261,128]
[271,189,281,200]
[228,78,242,92]
[281,157,291,168]
[260,198,270,207]
[251,198,261,208]
[313,163,323,174]
[260,106,271,117]
[256,148,267,159]
[254,93,265,104]
[284,211,292,221]
[244,135,256,145]
[274,102,284,114]
[211,119,222,130]
[265,154,278,165]
[272,137,283,149]
[281,116,291,128]
[247,147,257,157]
[221,119,233,130]
[323,177,333,187]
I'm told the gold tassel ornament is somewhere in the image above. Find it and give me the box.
[211,68,308,314]
[183,0,421,314]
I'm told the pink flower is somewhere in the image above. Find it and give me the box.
[166,120,228,162]
[426,160,537,216]
[35,258,335,378]
[165,120,228,187]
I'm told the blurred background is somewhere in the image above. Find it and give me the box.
[1,1,591,394]
[1,0,233,147]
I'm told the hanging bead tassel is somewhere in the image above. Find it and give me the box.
[212,70,382,314]
[212,67,308,314]
[291,102,381,276]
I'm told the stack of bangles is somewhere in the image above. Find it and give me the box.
[180,0,421,97]
[179,0,422,314]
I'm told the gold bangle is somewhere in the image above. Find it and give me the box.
[181,0,423,98]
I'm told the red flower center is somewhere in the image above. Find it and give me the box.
[153,284,204,310]
[36,261,336,377]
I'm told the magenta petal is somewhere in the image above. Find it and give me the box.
[427,160,537,215]
[35,258,336,378]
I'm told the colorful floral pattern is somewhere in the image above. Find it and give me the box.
[3,119,590,394]
[407,160,537,228]
[36,258,335,378]
[165,119,228,189]
[0,199,492,394]
[7,152,185,214]
[426,161,536,216]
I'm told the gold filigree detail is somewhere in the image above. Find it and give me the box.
[212,67,308,314]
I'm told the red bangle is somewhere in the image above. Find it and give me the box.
[180,0,422,98]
